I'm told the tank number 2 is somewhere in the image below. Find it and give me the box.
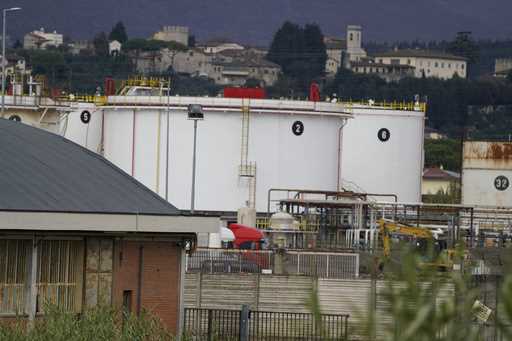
[378,128,390,142]
[495,176,509,191]
[292,121,304,136]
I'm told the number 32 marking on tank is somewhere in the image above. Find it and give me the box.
[292,121,304,136]
[495,176,509,191]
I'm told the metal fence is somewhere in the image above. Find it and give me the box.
[186,248,274,274]
[285,251,359,278]
[186,248,359,279]
[183,307,350,340]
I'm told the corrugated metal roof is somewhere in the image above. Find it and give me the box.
[0,118,179,215]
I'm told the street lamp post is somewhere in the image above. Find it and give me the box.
[1,7,21,116]
[187,104,204,214]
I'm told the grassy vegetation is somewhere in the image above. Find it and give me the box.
[0,305,176,341]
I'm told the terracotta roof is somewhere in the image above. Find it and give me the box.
[423,167,460,180]
[373,49,467,61]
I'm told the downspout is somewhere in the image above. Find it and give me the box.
[177,244,186,339]
[136,245,144,316]
[337,118,348,192]
[131,109,136,176]
[156,110,162,193]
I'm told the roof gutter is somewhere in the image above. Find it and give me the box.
[0,211,219,234]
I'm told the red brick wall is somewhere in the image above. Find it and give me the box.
[112,240,181,334]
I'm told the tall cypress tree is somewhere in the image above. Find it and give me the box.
[267,21,326,92]
[108,21,128,44]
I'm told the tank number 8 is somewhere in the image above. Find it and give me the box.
[378,128,390,142]
[495,176,509,191]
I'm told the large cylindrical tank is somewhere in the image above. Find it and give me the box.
[62,98,425,211]
[64,97,348,212]
[340,107,425,202]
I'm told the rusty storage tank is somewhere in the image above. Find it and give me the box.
[462,141,512,206]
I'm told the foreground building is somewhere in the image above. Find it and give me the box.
[0,118,217,332]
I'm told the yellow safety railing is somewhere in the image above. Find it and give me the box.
[54,95,108,105]
[340,100,427,112]
[256,216,321,232]
[124,76,169,88]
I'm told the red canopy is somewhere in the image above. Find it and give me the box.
[228,223,264,248]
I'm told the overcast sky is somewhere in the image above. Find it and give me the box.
[5,0,512,45]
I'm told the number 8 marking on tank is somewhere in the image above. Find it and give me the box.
[378,128,390,142]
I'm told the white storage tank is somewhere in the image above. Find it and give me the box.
[62,97,425,211]
[462,141,512,206]
[64,97,350,212]
[340,106,425,202]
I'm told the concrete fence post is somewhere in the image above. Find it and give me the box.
[240,304,250,341]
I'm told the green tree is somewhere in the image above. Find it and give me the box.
[93,32,109,57]
[12,39,22,49]
[424,139,461,171]
[447,32,479,78]
[108,21,128,44]
[267,21,326,94]
[244,77,262,87]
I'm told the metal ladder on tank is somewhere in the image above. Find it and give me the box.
[239,99,257,208]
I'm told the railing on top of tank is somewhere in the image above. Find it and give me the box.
[256,216,320,232]
[186,248,359,279]
[339,99,427,112]
[53,95,108,104]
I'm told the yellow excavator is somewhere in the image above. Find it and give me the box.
[377,218,463,271]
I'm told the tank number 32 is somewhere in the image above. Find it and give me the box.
[495,176,509,191]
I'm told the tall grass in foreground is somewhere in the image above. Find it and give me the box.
[357,245,512,341]
[0,305,176,341]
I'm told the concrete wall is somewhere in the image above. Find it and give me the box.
[184,272,455,335]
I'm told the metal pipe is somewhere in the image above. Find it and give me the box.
[337,119,348,191]
[156,110,162,193]
[177,245,186,338]
[191,119,198,213]
[131,109,136,176]
[1,10,6,116]
[165,79,170,201]
[1,7,21,116]
[136,245,144,316]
